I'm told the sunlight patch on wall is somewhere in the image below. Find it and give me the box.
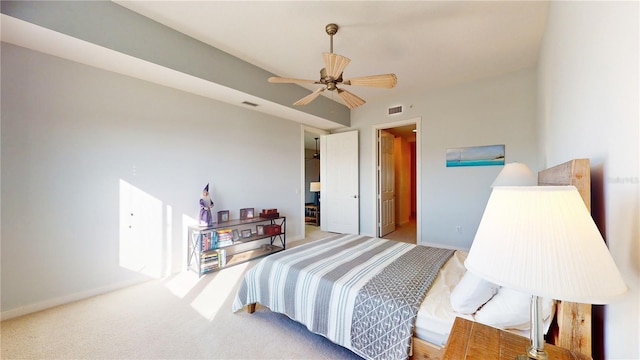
[190,262,249,320]
[119,179,163,278]
[165,204,173,277]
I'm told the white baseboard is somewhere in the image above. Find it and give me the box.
[1,278,149,321]
[419,241,469,252]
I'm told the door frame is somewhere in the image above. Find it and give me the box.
[371,117,421,242]
[301,126,328,238]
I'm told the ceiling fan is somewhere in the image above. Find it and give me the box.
[268,23,397,109]
[306,137,320,161]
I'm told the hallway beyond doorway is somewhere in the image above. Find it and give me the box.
[381,218,416,244]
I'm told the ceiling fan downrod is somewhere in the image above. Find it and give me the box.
[326,23,338,54]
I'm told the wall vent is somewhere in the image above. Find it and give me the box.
[388,105,403,115]
[242,101,259,107]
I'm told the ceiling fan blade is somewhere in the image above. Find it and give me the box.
[343,74,398,88]
[293,87,325,106]
[322,52,351,79]
[337,88,366,109]
[268,76,319,84]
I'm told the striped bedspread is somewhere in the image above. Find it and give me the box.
[232,234,454,360]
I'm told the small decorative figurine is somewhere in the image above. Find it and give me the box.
[199,183,214,226]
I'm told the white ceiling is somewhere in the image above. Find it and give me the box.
[2,1,549,149]
[114,0,549,107]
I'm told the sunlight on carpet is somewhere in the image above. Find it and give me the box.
[164,269,201,298]
[191,262,250,319]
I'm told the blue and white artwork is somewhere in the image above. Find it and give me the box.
[446,144,505,167]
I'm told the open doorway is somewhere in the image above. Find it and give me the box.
[375,120,419,244]
[303,128,329,241]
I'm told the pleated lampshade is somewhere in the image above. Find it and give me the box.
[465,186,627,304]
[491,162,537,187]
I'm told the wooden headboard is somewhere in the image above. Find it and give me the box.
[538,158,592,357]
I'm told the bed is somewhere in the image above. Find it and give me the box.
[233,159,592,359]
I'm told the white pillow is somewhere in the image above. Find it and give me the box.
[474,287,553,331]
[450,271,500,314]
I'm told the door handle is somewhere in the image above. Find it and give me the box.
[353,195,358,198]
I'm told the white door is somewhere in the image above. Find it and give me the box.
[320,131,359,234]
[378,130,396,237]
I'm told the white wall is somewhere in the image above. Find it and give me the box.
[537,1,639,358]
[352,68,538,249]
[1,43,304,319]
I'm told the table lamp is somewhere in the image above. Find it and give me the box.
[491,162,537,187]
[465,186,627,359]
[310,181,321,206]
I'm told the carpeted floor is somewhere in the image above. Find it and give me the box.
[1,234,362,360]
[1,226,417,359]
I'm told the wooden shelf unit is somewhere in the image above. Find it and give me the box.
[187,216,286,276]
[304,204,319,226]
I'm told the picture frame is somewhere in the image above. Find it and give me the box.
[240,208,255,220]
[446,144,505,167]
[232,229,240,241]
[217,210,230,223]
[241,229,252,238]
[256,225,265,236]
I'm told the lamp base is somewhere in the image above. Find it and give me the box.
[514,347,549,360]
[514,296,549,360]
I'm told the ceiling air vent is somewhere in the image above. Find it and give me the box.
[388,105,403,115]
[242,101,258,107]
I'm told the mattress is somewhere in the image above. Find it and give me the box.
[414,250,472,346]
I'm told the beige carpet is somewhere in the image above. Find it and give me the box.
[1,226,418,359]
[1,234,362,360]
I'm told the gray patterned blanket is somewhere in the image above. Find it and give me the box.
[232,234,454,360]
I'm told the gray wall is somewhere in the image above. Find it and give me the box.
[352,68,538,249]
[1,43,303,317]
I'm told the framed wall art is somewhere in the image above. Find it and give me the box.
[446,144,505,167]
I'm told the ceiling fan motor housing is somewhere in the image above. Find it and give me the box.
[320,68,343,91]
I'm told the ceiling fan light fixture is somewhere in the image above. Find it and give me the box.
[323,52,351,79]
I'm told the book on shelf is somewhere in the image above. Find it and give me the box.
[217,239,233,247]
[201,233,212,251]
[201,263,219,273]
[201,252,218,261]
[218,249,227,267]
[201,252,218,263]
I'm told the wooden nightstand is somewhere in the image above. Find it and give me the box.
[443,317,591,360]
